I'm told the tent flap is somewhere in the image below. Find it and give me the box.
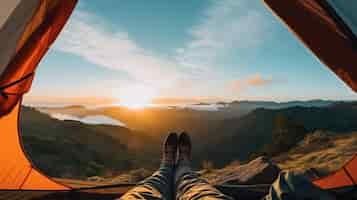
[0,0,77,191]
[0,0,78,117]
[263,0,357,92]
[0,102,69,190]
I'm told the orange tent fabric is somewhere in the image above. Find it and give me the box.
[263,0,357,190]
[263,0,357,92]
[0,102,68,190]
[314,154,357,189]
[0,0,77,190]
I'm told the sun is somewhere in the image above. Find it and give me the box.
[117,85,157,109]
[120,96,152,109]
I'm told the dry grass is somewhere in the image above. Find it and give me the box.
[199,160,247,184]
[56,131,357,187]
[201,131,357,183]
[275,131,357,175]
[55,168,153,188]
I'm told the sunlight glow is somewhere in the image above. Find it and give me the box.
[117,85,157,109]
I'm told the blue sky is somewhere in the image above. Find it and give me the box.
[25,0,357,105]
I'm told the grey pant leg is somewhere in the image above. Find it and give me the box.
[264,171,336,200]
[176,171,233,200]
[120,164,174,200]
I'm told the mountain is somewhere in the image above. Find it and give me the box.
[20,101,357,180]
[213,100,339,116]
[20,106,158,179]
[38,106,225,138]
[226,99,337,108]
[197,130,357,187]
[37,100,346,139]
[197,102,357,167]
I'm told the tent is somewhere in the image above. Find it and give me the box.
[0,0,357,199]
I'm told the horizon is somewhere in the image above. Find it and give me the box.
[24,0,357,109]
[23,96,356,109]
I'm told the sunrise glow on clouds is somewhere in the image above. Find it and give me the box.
[51,0,275,102]
[25,0,357,106]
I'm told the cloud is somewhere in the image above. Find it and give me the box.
[54,11,182,88]
[246,75,273,86]
[176,0,272,71]
[52,10,226,99]
[52,2,273,100]
[230,74,273,91]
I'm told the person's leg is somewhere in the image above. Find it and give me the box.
[264,171,336,200]
[175,133,233,200]
[119,133,178,200]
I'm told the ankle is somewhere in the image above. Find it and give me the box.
[161,155,176,166]
[177,154,191,167]
[175,164,191,183]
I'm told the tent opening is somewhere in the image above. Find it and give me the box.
[1,0,357,198]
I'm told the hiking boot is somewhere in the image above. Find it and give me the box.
[177,132,192,166]
[162,132,178,166]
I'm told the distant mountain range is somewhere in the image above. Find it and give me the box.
[190,100,350,117]
[216,99,339,108]
[200,99,343,114]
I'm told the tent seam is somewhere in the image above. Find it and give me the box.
[19,167,32,189]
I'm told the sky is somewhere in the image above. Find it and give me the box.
[24,0,357,106]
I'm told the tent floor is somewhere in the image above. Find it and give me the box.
[1,184,357,200]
